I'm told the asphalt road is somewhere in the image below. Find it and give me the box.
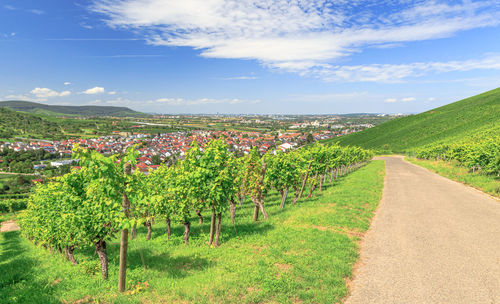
[346,156,500,304]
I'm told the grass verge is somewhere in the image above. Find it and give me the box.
[0,160,385,304]
[0,213,16,225]
[405,157,499,198]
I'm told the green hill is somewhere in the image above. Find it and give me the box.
[0,100,148,117]
[0,107,67,140]
[326,87,500,152]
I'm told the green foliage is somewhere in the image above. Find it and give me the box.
[146,165,176,222]
[1,160,385,304]
[265,150,302,192]
[20,146,137,253]
[18,137,373,285]
[410,127,500,176]
[241,148,268,201]
[190,139,238,214]
[0,107,68,140]
[0,199,26,213]
[326,87,500,153]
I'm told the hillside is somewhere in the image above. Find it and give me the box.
[0,107,67,140]
[327,87,500,152]
[0,100,148,117]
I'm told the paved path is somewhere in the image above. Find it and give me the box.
[0,220,19,232]
[346,156,500,304]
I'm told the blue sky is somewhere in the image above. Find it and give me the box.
[1,0,499,114]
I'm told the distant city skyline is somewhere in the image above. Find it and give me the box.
[1,0,499,114]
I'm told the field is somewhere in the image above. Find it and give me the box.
[0,160,385,304]
[325,87,500,152]
[405,158,500,198]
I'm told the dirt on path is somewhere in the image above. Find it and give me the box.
[346,156,500,304]
[0,220,20,232]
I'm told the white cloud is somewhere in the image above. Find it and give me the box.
[317,54,500,82]
[91,0,500,79]
[2,32,16,38]
[29,9,44,15]
[155,97,255,105]
[30,87,71,98]
[288,92,368,103]
[99,54,163,58]
[4,94,43,102]
[80,23,94,29]
[108,91,117,95]
[384,97,417,103]
[82,86,105,94]
[428,97,436,101]
[222,76,259,80]
[4,5,16,10]
[64,82,71,86]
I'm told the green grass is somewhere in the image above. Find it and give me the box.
[406,157,500,198]
[0,212,16,224]
[324,87,500,152]
[1,160,385,304]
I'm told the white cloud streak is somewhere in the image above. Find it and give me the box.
[287,91,368,103]
[31,87,71,98]
[82,86,105,94]
[155,97,250,105]
[222,76,259,80]
[91,0,500,81]
[29,9,44,15]
[4,94,44,102]
[384,97,417,103]
[317,54,500,82]
[88,97,255,106]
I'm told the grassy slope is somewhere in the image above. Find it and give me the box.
[406,158,499,198]
[1,160,385,304]
[326,87,500,152]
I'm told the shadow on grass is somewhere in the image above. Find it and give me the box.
[0,231,59,303]
[126,247,214,278]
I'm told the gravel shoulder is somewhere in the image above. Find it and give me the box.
[346,156,500,304]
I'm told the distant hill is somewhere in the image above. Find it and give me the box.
[0,100,149,117]
[325,87,500,152]
[0,107,67,140]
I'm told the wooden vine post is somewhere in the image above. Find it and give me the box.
[118,162,132,292]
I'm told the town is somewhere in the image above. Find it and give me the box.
[1,129,345,173]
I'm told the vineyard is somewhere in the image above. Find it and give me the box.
[18,139,373,292]
[410,126,500,176]
[326,87,500,153]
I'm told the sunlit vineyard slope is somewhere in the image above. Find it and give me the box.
[325,87,500,152]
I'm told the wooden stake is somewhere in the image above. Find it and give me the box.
[118,163,131,292]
